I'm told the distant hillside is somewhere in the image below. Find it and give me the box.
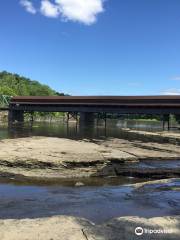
[0,71,64,96]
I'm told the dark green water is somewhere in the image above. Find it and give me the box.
[0,119,170,140]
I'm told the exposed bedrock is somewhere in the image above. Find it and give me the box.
[0,215,179,240]
[0,137,179,179]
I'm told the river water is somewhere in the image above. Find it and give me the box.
[0,179,179,223]
[0,119,175,140]
[0,120,179,223]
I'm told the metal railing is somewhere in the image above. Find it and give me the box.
[0,95,11,108]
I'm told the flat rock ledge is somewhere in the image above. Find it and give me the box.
[0,137,180,179]
[0,215,179,240]
[121,128,180,144]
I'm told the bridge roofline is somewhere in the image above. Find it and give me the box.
[11,95,180,101]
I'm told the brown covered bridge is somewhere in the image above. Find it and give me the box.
[8,95,180,125]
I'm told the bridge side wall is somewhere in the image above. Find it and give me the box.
[9,104,180,114]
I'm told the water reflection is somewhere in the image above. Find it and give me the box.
[0,119,179,140]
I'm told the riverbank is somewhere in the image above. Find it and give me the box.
[0,178,179,240]
[0,215,179,240]
[0,136,180,180]
[0,111,8,122]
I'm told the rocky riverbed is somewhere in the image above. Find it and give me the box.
[0,215,179,240]
[0,136,180,239]
[121,128,180,144]
[0,136,180,179]
[0,178,179,240]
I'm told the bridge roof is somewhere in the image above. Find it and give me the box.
[10,95,180,107]
[11,95,180,101]
[9,96,180,114]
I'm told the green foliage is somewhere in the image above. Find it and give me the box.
[125,114,161,121]
[111,114,161,121]
[0,71,63,96]
[0,86,17,96]
[174,115,180,124]
[0,71,65,118]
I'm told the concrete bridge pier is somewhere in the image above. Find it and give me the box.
[78,112,95,137]
[162,114,170,130]
[8,110,24,124]
[79,113,95,127]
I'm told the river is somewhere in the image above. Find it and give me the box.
[0,120,179,224]
[0,119,175,140]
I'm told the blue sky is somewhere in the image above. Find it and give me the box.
[0,0,180,95]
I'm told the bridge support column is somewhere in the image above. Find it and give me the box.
[8,110,24,124]
[79,113,95,127]
[162,114,170,131]
[79,113,95,137]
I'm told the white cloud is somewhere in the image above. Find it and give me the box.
[20,0,37,14]
[40,0,60,18]
[161,89,180,95]
[170,76,180,81]
[20,0,105,25]
[55,0,104,25]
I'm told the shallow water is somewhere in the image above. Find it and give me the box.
[0,179,179,223]
[131,160,180,169]
[0,176,145,187]
[0,119,173,140]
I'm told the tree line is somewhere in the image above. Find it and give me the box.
[0,71,64,97]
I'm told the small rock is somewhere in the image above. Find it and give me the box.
[75,182,85,187]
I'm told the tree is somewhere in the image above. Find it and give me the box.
[0,86,17,96]
[0,71,63,96]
